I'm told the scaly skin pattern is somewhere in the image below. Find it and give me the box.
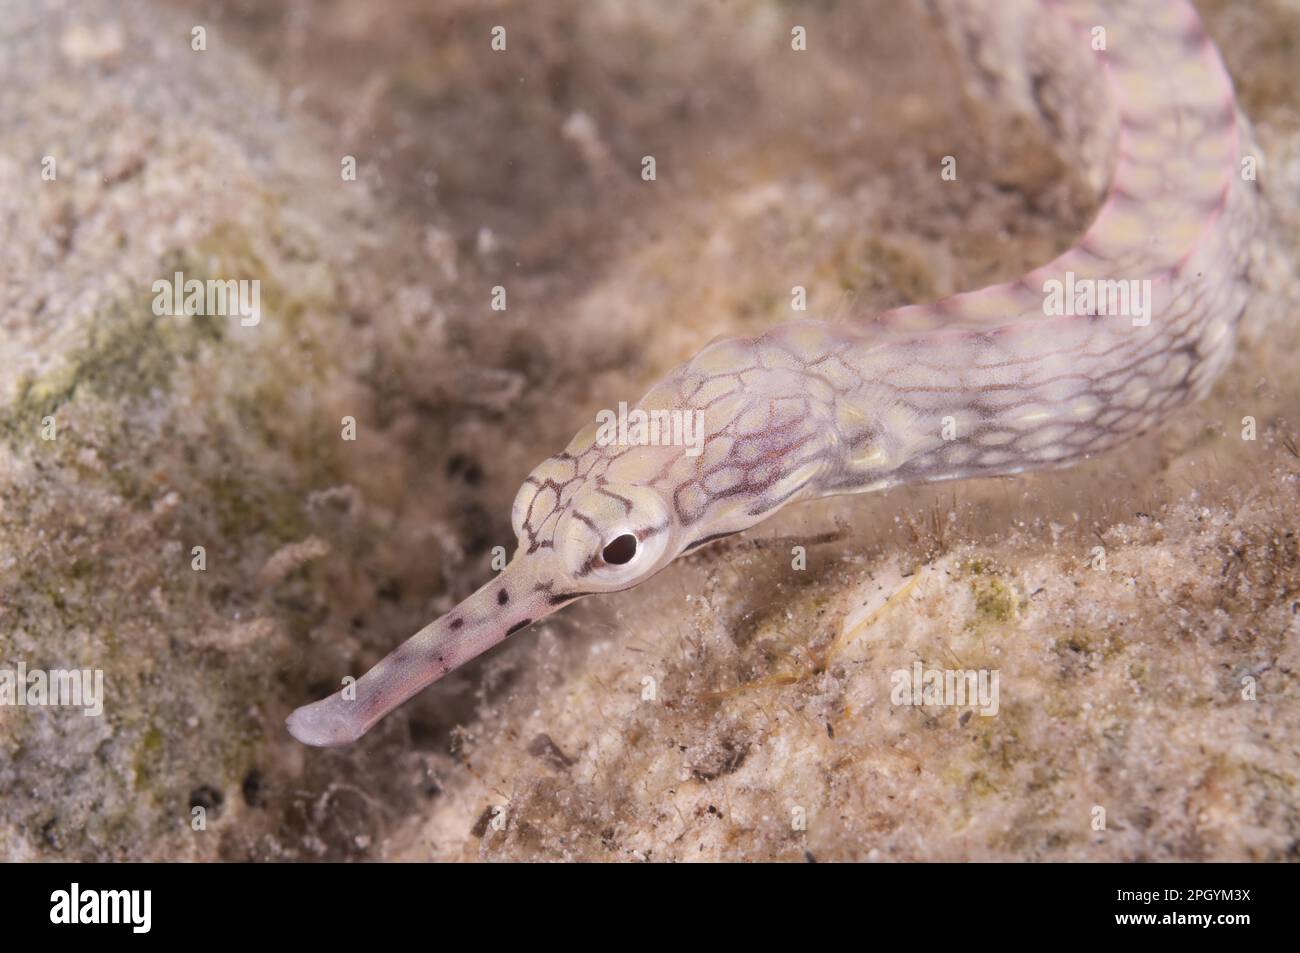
[288,0,1260,746]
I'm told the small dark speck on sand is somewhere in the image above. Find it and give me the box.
[189,784,224,820]
[241,769,267,808]
[527,732,576,770]
[471,805,495,839]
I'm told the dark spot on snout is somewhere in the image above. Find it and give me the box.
[497,588,509,606]
[549,591,589,605]
[449,617,464,630]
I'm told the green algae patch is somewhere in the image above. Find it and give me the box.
[0,229,279,448]
[971,574,1017,625]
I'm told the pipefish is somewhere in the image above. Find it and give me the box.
[289,0,1260,746]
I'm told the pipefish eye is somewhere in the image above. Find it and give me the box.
[601,533,638,565]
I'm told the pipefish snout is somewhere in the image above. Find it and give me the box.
[288,0,1260,747]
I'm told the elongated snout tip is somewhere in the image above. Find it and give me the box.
[286,693,368,747]
[287,559,565,747]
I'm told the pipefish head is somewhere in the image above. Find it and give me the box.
[288,350,833,746]
[285,425,700,747]
[511,444,687,597]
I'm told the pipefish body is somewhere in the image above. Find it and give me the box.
[288,0,1260,746]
